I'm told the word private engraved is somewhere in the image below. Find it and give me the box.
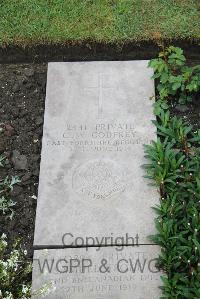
[72,159,127,200]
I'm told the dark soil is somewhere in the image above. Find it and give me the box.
[0,64,47,257]
[170,99,200,129]
[0,61,199,260]
[0,40,199,63]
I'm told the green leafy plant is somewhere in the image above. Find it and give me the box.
[145,107,200,298]
[149,46,200,104]
[145,49,200,298]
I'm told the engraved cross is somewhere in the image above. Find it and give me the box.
[84,73,115,119]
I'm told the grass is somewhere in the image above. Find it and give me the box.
[0,0,199,46]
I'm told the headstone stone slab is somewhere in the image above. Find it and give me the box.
[34,61,157,246]
[32,245,162,299]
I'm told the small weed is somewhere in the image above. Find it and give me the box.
[0,155,5,167]
[0,154,21,219]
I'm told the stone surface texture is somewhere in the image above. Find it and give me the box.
[34,61,157,246]
[32,246,162,299]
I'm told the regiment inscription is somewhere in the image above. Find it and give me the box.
[72,159,126,200]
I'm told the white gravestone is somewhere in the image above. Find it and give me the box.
[34,61,158,247]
